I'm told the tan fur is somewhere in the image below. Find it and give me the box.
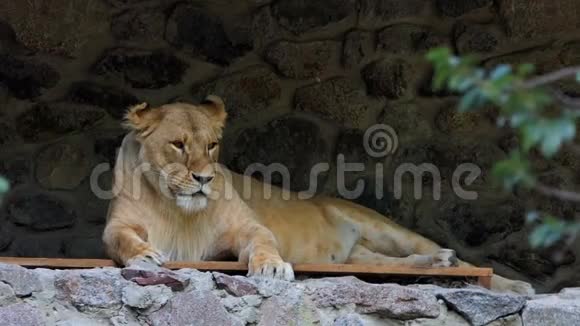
[103,97,535,294]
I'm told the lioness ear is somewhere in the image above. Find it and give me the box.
[200,95,227,126]
[124,102,163,136]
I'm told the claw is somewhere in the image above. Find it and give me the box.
[127,248,167,268]
[432,249,458,268]
[248,259,294,281]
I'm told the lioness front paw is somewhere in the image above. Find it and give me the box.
[248,255,295,281]
[126,245,167,267]
[432,249,459,267]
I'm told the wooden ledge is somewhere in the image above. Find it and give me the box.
[0,257,493,288]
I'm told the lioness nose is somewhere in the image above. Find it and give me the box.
[192,173,214,185]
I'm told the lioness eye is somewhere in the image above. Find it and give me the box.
[171,141,185,150]
[208,142,218,151]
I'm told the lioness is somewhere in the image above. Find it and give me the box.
[103,96,534,295]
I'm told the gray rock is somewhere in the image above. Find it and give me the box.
[173,268,215,292]
[66,81,140,120]
[360,0,429,21]
[192,65,281,119]
[334,313,365,326]
[7,192,75,231]
[437,289,526,326]
[559,287,580,299]
[436,0,491,17]
[0,20,31,56]
[221,295,262,324]
[229,116,330,192]
[30,268,58,300]
[121,267,190,292]
[122,283,172,312]
[272,0,356,35]
[0,225,13,252]
[0,158,30,186]
[111,9,165,43]
[0,263,42,297]
[0,83,7,107]
[36,143,91,190]
[304,276,440,320]
[214,272,258,297]
[148,289,242,326]
[362,58,414,99]
[498,0,580,38]
[258,287,321,326]
[16,102,105,142]
[0,282,17,305]
[434,104,493,135]
[0,122,16,145]
[342,30,374,68]
[522,293,580,326]
[0,54,59,99]
[92,48,188,89]
[380,101,434,143]
[110,308,142,326]
[491,241,574,280]
[165,4,249,66]
[560,42,580,66]
[55,269,124,314]
[251,6,284,50]
[294,77,372,128]
[0,303,46,326]
[335,128,384,169]
[104,0,149,7]
[454,22,504,54]
[425,189,523,247]
[254,278,292,298]
[488,314,523,326]
[265,40,336,79]
[377,24,447,55]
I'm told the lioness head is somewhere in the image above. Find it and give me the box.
[124,95,227,213]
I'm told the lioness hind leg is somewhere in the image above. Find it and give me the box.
[346,245,458,268]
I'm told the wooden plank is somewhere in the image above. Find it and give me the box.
[0,257,492,277]
[0,257,117,268]
[167,261,492,277]
[288,263,491,277]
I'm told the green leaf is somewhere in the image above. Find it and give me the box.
[529,217,567,248]
[517,63,535,77]
[0,177,8,194]
[426,47,453,65]
[520,118,576,157]
[458,88,485,112]
[0,176,8,205]
[509,112,532,128]
[521,122,544,152]
[526,211,540,223]
[490,64,512,80]
[492,151,535,190]
[432,69,451,90]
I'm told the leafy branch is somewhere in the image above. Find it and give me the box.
[426,47,580,249]
[0,176,8,205]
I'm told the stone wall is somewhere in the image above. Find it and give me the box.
[0,262,579,326]
[1,0,580,293]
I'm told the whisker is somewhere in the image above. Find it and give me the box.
[133,167,198,189]
[128,165,202,191]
